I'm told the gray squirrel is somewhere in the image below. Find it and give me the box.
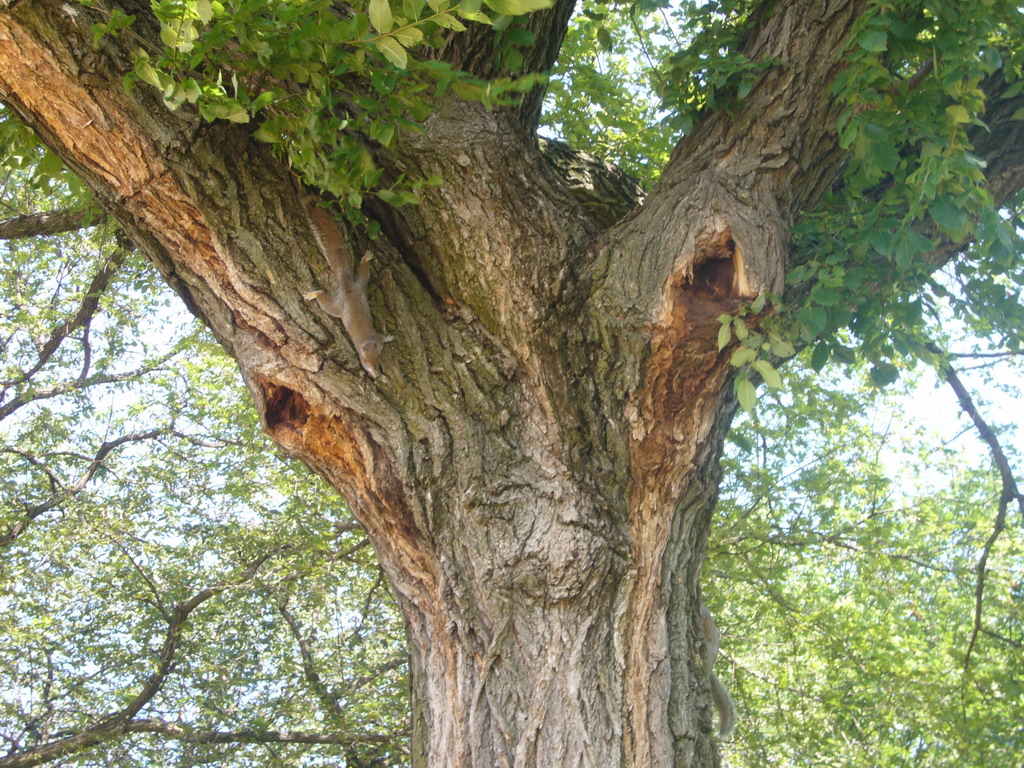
[304,206,384,378]
[701,602,737,738]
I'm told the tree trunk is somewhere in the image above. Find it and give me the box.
[0,1,872,766]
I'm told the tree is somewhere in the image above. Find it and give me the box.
[0,1,1022,766]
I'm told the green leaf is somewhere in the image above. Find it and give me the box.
[253,113,287,142]
[248,90,275,113]
[374,37,408,68]
[770,337,796,358]
[857,29,887,52]
[202,100,250,123]
[403,0,426,19]
[457,9,491,23]
[814,289,840,307]
[504,22,537,44]
[808,305,827,335]
[869,229,893,256]
[159,24,178,48]
[717,322,732,351]
[753,359,783,389]
[839,118,860,149]
[730,347,756,367]
[893,239,913,269]
[869,362,899,387]
[369,0,394,34]
[222,105,250,123]
[945,104,971,124]
[377,188,420,205]
[434,12,467,30]
[905,230,935,254]
[810,343,830,371]
[996,220,1017,251]
[733,317,749,340]
[136,61,162,89]
[393,26,424,46]
[370,120,396,147]
[735,377,757,412]
[482,0,554,15]
[196,0,213,23]
[868,142,900,173]
[928,196,968,236]
[179,78,202,103]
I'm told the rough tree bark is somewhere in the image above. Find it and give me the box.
[1,1,1022,767]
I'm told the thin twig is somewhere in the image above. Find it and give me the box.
[276,601,346,721]
[0,349,179,422]
[947,348,1024,360]
[927,343,1024,670]
[0,246,128,389]
[0,429,165,547]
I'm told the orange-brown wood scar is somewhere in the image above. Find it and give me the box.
[258,380,440,602]
[620,232,750,755]
[627,231,751,499]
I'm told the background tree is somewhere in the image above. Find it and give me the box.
[0,131,411,765]
[1,1,1022,767]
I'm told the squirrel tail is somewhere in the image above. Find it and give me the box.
[710,671,737,738]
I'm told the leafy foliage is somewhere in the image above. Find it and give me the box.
[789,1,1024,381]
[710,356,1023,767]
[85,0,548,204]
[543,2,675,185]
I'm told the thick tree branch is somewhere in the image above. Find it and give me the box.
[0,208,91,239]
[576,6,886,764]
[580,0,877,532]
[610,0,868,312]
[538,137,645,228]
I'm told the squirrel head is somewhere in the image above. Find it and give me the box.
[358,339,382,378]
